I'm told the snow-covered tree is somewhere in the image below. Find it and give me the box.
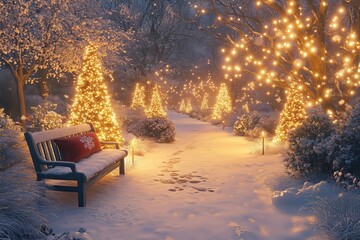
[69,44,123,143]
[0,0,129,128]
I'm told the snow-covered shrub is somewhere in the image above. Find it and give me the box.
[233,111,261,136]
[0,109,23,170]
[128,118,176,143]
[284,108,334,175]
[329,102,360,176]
[333,171,360,190]
[0,163,50,239]
[311,193,360,240]
[30,103,63,131]
[0,110,51,239]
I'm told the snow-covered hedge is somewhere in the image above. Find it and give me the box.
[233,111,261,136]
[284,108,334,175]
[329,102,360,176]
[128,117,176,143]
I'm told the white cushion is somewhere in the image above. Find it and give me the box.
[44,149,126,181]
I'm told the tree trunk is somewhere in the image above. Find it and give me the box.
[38,68,49,100]
[16,80,27,130]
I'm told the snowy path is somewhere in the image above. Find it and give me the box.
[45,111,315,240]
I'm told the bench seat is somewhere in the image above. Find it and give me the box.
[41,149,127,181]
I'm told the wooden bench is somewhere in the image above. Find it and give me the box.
[24,123,127,207]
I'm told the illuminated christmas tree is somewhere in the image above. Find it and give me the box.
[212,83,232,120]
[274,86,306,142]
[200,93,209,110]
[69,44,123,143]
[179,99,186,112]
[130,83,145,109]
[146,84,167,118]
[185,99,193,113]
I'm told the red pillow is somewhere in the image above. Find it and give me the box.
[54,132,102,163]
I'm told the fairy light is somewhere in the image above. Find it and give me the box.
[212,83,232,120]
[130,83,145,109]
[185,99,193,113]
[69,43,123,143]
[274,86,306,142]
[200,93,210,110]
[145,84,167,118]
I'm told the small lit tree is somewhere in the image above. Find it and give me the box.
[146,84,167,118]
[185,99,193,113]
[179,99,186,112]
[69,44,123,143]
[130,83,145,109]
[212,83,232,120]
[274,86,306,142]
[200,93,210,111]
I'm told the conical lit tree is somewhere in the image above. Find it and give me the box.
[146,84,167,118]
[274,86,306,142]
[69,44,123,143]
[200,93,209,111]
[212,83,232,120]
[130,83,145,109]
[185,99,193,113]
[179,99,186,112]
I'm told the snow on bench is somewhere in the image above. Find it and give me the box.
[24,123,127,207]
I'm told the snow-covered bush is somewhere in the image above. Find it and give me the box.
[333,171,360,190]
[311,193,360,240]
[0,109,23,170]
[284,108,334,175]
[329,102,360,176]
[30,103,63,131]
[233,111,261,136]
[0,109,51,239]
[128,117,176,143]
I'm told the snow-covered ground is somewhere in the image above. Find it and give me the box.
[44,111,323,240]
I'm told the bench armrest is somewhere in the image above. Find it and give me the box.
[42,161,77,173]
[100,141,121,149]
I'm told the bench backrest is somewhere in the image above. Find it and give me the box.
[24,124,94,173]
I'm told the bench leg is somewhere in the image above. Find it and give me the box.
[78,181,86,207]
[120,158,125,175]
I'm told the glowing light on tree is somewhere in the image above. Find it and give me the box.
[130,83,145,109]
[179,99,186,112]
[194,1,360,114]
[200,93,210,110]
[212,83,232,120]
[146,84,167,118]
[185,99,193,113]
[274,85,306,142]
[69,44,123,143]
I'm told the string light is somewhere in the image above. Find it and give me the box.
[146,84,167,118]
[212,83,232,120]
[69,43,123,143]
[130,83,145,109]
[274,86,306,141]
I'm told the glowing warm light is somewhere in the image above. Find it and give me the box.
[200,93,210,110]
[274,86,306,141]
[145,84,167,118]
[69,43,123,143]
[179,99,186,112]
[212,83,232,120]
[185,99,193,113]
[130,83,145,109]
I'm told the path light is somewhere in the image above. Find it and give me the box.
[131,139,136,164]
[222,120,225,130]
[261,131,265,155]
